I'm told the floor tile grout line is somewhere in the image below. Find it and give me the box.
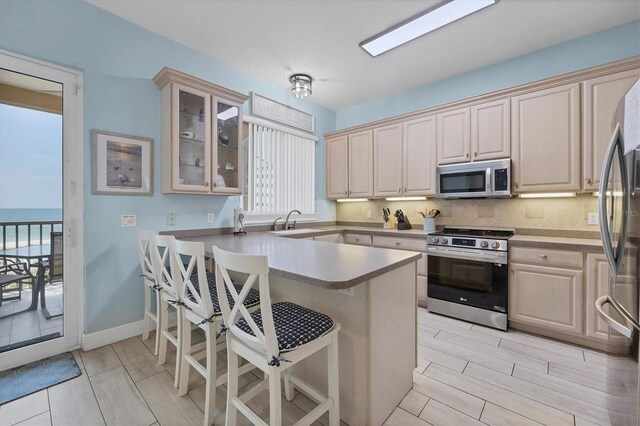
[82,365,108,426]
[7,408,50,426]
[46,388,52,426]
[546,363,632,396]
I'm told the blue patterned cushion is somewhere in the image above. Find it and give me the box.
[187,271,260,314]
[235,302,334,351]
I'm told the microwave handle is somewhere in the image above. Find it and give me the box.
[486,167,492,194]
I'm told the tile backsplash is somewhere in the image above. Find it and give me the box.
[336,195,600,232]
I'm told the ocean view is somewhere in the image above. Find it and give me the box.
[0,208,63,249]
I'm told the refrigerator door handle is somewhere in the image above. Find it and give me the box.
[595,295,639,339]
[598,123,630,278]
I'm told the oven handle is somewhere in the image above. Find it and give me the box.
[427,247,507,264]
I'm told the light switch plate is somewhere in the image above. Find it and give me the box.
[167,213,176,226]
[366,210,372,219]
[207,213,215,223]
[587,212,598,225]
[121,215,136,227]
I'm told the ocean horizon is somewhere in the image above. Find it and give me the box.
[0,208,63,249]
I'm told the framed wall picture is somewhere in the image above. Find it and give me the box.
[92,130,153,195]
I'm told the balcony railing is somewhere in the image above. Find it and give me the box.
[0,221,63,251]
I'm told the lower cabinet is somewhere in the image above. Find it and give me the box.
[313,233,344,243]
[509,263,583,335]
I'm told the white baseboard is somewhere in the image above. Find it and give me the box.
[81,312,177,351]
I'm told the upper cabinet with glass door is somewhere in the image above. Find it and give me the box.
[154,67,248,194]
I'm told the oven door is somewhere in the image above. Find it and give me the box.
[437,168,491,198]
[427,246,508,312]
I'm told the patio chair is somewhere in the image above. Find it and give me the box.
[49,231,63,284]
[0,258,27,306]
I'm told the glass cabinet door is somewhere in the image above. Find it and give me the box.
[174,84,211,191]
[213,99,241,193]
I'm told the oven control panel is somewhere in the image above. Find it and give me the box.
[427,235,508,251]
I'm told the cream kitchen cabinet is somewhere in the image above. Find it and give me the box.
[585,253,637,347]
[470,98,510,161]
[326,135,349,199]
[582,68,640,191]
[437,107,470,165]
[373,117,437,198]
[154,67,247,195]
[373,124,403,197]
[509,262,583,336]
[403,116,437,196]
[327,130,373,199]
[511,82,580,193]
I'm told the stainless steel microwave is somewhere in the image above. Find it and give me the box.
[436,159,511,199]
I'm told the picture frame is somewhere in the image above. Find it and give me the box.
[92,129,153,196]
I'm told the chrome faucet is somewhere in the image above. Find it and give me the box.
[271,217,283,231]
[284,210,302,230]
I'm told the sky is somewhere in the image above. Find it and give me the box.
[0,103,62,209]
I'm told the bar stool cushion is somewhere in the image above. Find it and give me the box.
[188,271,260,314]
[236,302,334,351]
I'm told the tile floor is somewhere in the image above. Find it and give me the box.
[0,307,637,425]
[0,283,64,347]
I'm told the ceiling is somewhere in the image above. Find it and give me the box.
[86,0,639,111]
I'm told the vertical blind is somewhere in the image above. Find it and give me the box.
[247,123,315,215]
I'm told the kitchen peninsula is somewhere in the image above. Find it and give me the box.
[170,230,421,426]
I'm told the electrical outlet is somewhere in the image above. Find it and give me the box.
[121,215,136,227]
[587,212,598,225]
[366,210,372,219]
[207,213,215,223]
[338,287,355,296]
[167,213,176,226]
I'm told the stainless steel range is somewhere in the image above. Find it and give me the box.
[427,227,514,331]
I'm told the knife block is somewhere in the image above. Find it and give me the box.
[397,217,412,230]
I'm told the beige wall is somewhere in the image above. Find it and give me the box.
[336,195,600,232]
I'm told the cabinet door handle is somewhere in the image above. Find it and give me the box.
[398,188,401,193]
[474,152,477,157]
[540,254,547,259]
[586,178,592,184]
[466,152,469,158]
[395,242,401,246]
[345,191,348,195]
[514,182,519,188]
[205,182,210,187]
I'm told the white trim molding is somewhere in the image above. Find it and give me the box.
[244,114,318,141]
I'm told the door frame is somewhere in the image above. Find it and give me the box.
[0,49,84,370]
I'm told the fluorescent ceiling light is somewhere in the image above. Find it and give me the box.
[384,196,427,201]
[217,107,238,121]
[360,0,496,57]
[336,198,369,203]
[519,193,577,199]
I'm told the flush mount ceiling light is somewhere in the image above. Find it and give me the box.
[289,74,313,99]
[359,0,497,57]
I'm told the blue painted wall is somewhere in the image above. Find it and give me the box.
[0,0,336,333]
[336,20,640,129]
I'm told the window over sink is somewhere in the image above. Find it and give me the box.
[242,118,316,221]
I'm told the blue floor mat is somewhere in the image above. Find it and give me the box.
[0,352,81,405]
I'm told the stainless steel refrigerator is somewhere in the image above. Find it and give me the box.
[597,79,640,424]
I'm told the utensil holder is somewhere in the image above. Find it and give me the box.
[423,218,436,232]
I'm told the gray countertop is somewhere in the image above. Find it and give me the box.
[509,234,604,251]
[178,232,422,290]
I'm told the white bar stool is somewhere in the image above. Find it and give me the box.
[149,234,183,387]
[213,245,341,426]
[136,230,161,356]
[172,239,259,426]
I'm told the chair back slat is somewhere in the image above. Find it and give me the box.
[150,234,176,296]
[213,246,279,360]
[136,230,155,281]
[172,239,215,319]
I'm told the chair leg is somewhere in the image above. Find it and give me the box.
[283,369,295,402]
[203,324,217,426]
[157,299,168,366]
[328,334,340,426]
[143,284,151,341]
[153,288,162,356]
[177,315,192,397]
[173,306,182,388]
[226,341,239,426]
[269,366,282,426]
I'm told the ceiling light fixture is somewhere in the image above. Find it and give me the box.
[359,0,497,57]
[290,74,313,99]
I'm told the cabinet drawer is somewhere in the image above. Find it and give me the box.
[417,254,428,276]
[314,233,343,243]
[417,275,428,302]
[372,235,427,252]
[510,247,583,269]
[344,233,371,246]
